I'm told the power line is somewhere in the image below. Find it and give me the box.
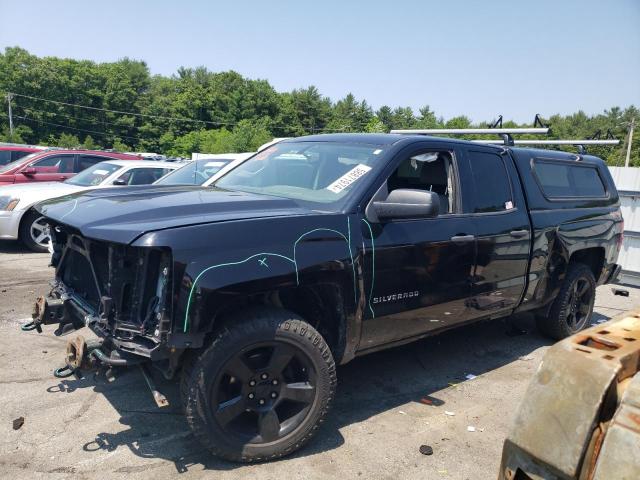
[14,115,144,143]
[20,106,144,136]
[11,92,241,127]
[10,92,362,133]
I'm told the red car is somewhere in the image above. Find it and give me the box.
[0,150,141,186]
[0,145,46,166]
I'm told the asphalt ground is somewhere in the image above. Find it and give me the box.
[1,240,637,479]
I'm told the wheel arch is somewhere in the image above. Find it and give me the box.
[569,247,605,283]
[191,282,352,365]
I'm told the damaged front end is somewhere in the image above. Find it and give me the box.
[23,220,178,389]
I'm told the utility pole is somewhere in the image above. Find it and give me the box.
[6,92,14,141]
[625,118,635,168]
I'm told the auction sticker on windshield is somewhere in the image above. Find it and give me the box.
[326,164,372,193]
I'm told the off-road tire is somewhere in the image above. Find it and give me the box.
[536,262,596,340]
[183,307,337,462]
[179,351,197,411]
[19,210,50,253]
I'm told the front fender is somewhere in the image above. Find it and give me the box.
[133,214,364,336]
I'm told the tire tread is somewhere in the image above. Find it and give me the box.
[183,307,336,463]
[536,262,596,340]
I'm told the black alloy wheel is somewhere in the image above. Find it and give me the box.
[211,341,317,444]
[536,262,596,340]
[565,277,593,332]
[183,307,336,462]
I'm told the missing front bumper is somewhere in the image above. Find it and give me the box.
[22,295,81,335]
[25,289,172,362]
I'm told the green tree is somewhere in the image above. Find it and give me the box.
[326,93,373,132]
[0,47,637,164]
[82,135,97,150]
[112,138,130,152]
[55,133,81,148]
[365,118,387,133]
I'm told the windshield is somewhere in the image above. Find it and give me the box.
[0,153,39,173]
[214,141,387,206]
[65,162,121,186]
[155,159,232,185]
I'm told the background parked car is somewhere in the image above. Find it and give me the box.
[155,154,253,186]
[0,145,48,166]
[0,149,140,186]
[0,160,177,252]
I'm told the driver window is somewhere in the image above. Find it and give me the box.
[32,154,74,173]
[387,151,456,214]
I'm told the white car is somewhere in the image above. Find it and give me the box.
[0,160,178,252]
[155,154,254,186]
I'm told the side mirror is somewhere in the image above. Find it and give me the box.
[21,167,37,176]
[112,179,127,186]
[373,189,440,221]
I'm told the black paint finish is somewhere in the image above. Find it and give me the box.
[36,134,623,368]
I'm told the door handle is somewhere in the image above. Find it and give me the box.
[510,229,529,238]
[451,234,475,243]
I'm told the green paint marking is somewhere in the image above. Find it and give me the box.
[346,216,357,306]
[183,252,295,332]
[183,220,360,333]
[361,218,376,318]
[292,227,349,284]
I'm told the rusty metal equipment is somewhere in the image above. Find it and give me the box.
[139,364,170,408]
[21,295,65,333]
[52,334,169,407]
[52,335,102,378]
[499,309,640,480]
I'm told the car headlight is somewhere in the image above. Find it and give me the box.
[0,196,19,211]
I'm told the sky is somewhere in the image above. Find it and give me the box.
[0,0,638,123]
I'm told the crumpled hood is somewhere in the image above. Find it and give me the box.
[36,185,310,244]
[0,182,85,210]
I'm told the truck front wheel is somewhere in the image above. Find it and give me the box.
[536,262,596,340]
[183,307,337,462]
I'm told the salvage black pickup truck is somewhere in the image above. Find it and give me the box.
[26,133,623,462]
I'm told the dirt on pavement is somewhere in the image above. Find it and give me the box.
[1,240,637,480]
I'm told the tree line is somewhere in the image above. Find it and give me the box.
[0,47,638,165]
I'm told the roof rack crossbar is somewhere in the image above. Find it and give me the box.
[471,139,620,145]
[390,127,550,135]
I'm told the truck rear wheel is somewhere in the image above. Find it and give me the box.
[183,307,336,462]
[536,262,596,340]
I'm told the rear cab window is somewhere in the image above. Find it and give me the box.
[467,150,514,213]
[533,160,607,199]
